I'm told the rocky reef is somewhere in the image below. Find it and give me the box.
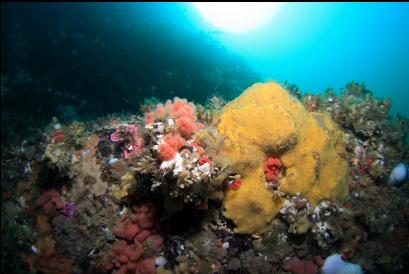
[1,81,409,274]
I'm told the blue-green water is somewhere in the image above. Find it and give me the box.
[191,2,409,117]
[1,2,409,133]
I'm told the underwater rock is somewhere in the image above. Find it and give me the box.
[387,162,408,186]
[218,82,350,234]
[322,254,363,274]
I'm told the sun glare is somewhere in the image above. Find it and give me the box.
[193,2,283,34]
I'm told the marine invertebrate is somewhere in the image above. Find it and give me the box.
[103,204,163,274]
[322,81,402,152]
[322,254,363,274]
[110,124,144,159]
[279,193,313,234]
[159,133,186,161]
[62,202,76,218]
[218,82,350,233]
[70,148,107,200]
[54,131,65,142]
[111,170,137,200]
[310,199,341,249]
[302,94,322,112]
[102,240,155,274]
[198,155,211,166]
[228,178,242,190]
[114,205,160,242]
[145,97,204,138]
[35,190,64,216]
[264,157,282,190]
[43,124,100,180]
[387,162,408,186]
[133,99,222,207]
[196,96,226,125]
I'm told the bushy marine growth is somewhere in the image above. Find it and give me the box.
[130,97,224,208]
[301,81,409,184]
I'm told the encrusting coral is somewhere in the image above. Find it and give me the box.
[217,82,350,234]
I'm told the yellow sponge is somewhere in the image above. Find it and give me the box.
[217,82,349,234]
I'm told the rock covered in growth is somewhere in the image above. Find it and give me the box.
[300,81,409,184]
[218,82,350,234]
[43,120,88,178]
[134,97,222,206]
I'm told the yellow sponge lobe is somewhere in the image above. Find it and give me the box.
[217,82,349,234]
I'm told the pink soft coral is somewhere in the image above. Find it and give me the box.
[145,97,204,138]
[171,98,202,138]
[171,98,195,118]
[159,133,186,160]
[176,116,197,138]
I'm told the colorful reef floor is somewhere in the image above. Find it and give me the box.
[1,82,409,274]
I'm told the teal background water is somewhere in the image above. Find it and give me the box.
[189,2,409,116]
[1,2,409,135]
